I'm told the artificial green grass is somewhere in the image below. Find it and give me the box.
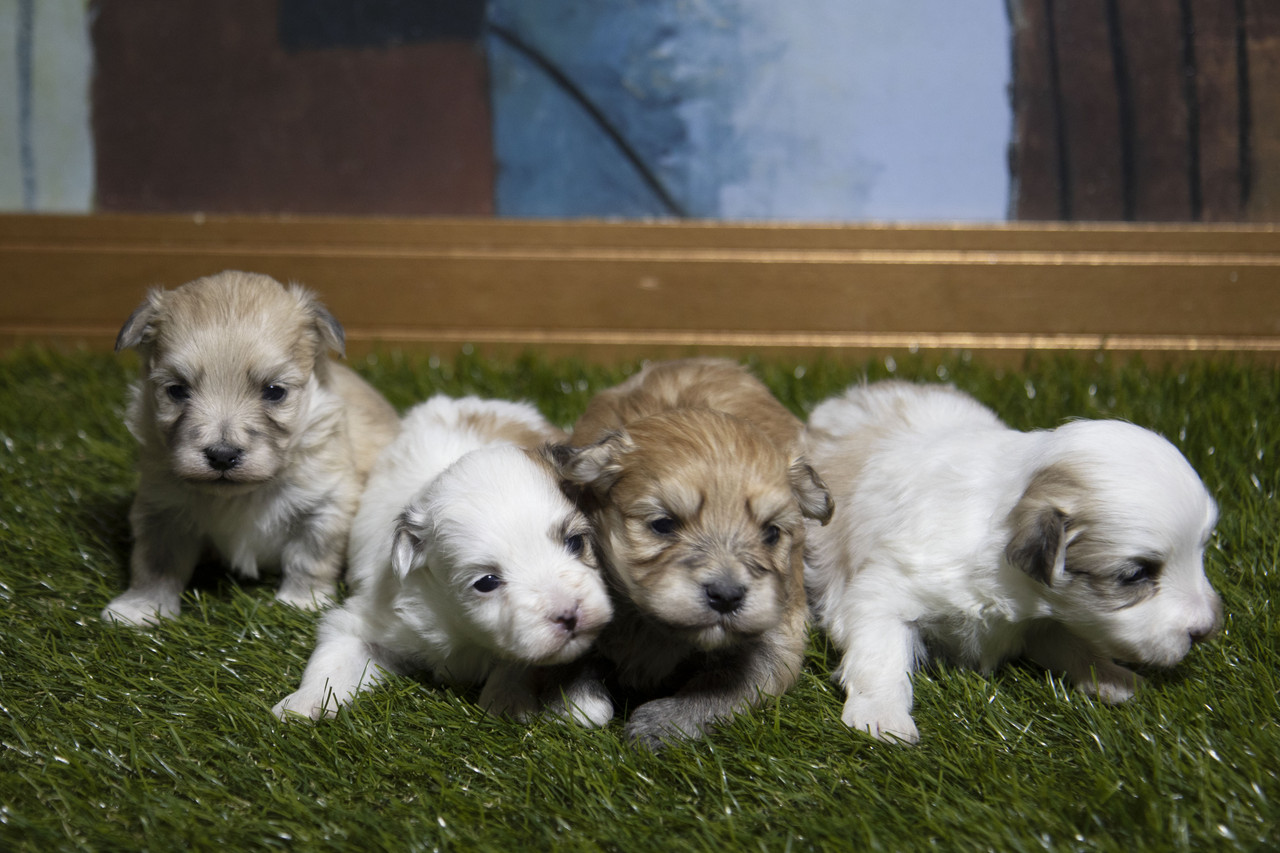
[1,345,1276,851]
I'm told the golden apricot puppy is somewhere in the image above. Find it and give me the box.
[553,358,833,748]
[103,270,400,625]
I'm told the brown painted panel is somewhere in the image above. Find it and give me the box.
[1053,0,1127,220]
[1245,0,1280,220]
[1116,0,1192,220]
[1011,0,1065,220]
[1192,0,1246,221]
[91,0,493,216]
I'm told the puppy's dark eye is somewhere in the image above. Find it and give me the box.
[472,575,503,593]
[166,384,190,402]
[564,533,586,557]
[1120,558,1162,585]
[762,524,782,547]
[648,516,678,537]
[262,384,288,403]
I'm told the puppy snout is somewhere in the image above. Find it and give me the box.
[553,606,579,634]
[1190,592,1224,645]
[204,443,243,471]
[1189,623,1217,645]
[703,579,746,614]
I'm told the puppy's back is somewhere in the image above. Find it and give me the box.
[573,358,802,452]
[326,362,400,479]
[808,380,1002,445]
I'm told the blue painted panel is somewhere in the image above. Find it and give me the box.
[487,0,1012,222]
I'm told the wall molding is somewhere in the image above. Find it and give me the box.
[2,213,1278,361]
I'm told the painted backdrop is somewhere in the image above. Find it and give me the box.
[1,1,1275,221]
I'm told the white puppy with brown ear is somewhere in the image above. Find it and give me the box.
[272,396,613,724]
[805,380,1223,744]
[104,271,400,625]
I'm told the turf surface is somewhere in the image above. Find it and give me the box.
[0,346,1276,850]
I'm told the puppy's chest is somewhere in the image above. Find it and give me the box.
[918,607,1026,672]
[597,606,703,691]
[195,488,319,577]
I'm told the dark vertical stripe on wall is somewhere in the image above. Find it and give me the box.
[1235,0,1253,208]
[485,21,687,218]
[1044,0,1071,220]
[1104,0,1136,220]
[1179,0,1203,219]
[16,0,36,209]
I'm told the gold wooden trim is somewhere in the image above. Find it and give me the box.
[2,213,1278,361]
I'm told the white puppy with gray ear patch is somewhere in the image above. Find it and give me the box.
[805,381,1222,744]
[272,396,613,724]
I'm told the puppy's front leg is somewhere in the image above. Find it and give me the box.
[273,608,385,720]
[102,502,200,626]
[833,613,921,744]
[538,659,615,728]
[1023,621,1142,703]
[478,662,542,720]
[275,504,346,610]
[625,633,803,750]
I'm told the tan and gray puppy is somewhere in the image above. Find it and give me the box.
[103,270,400,625]
[553,358,834,748]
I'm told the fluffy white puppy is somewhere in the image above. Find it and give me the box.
[805,381,1223,744]
[272,396,613,724]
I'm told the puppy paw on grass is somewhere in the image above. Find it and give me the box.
[100,591,180,627]
[1076,662,1144,704]
[272,585,337,611]
[539,681,614,729]
[840,697,920,745]
[624,699,711,751]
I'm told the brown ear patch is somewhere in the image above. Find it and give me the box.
[550,431,633,493]
[116,290,165,352]
[789,458,835,524]
[1005,463,1082,585]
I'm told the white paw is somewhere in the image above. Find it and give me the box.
[273,586,335,611]
[841,696,920,745]
[1075,663,1143,704]
[270,690,335,721]
[101,591,179,626]
[545,690,614,729]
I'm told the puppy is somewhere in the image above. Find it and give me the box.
[103,271,400,625]
[272,396,614,724]
[553,358,834,748]
[804,380,1223,744]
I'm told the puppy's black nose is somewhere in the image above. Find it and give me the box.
[553,608,578,634]
[204,444,243,471]
[704,580,746,614]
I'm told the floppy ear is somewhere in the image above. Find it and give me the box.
[1005,464,1079,585]
[390,507,427,580]
[548,431,633,494]
[789,458,835,524]
[292,285,346,357]
[115,290,165,352]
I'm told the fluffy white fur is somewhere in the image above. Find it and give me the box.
[272,396,613,724]
[805,381,1223,744]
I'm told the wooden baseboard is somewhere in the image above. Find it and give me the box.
[2,213,1278,361]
